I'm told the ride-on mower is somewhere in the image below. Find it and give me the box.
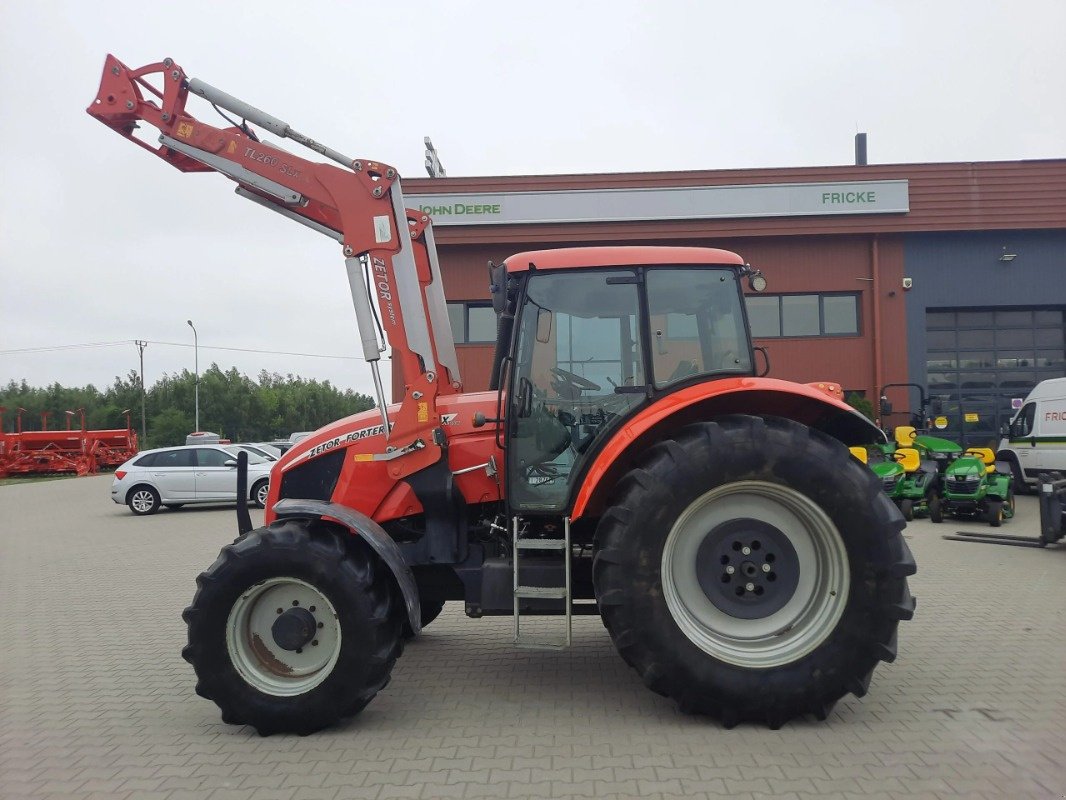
[931,447,1015,527]
[860,446,940,522]
[88,55,916,734]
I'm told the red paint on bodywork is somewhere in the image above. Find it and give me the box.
[570,376,875,520]
[503,246,745,272]
[265,392,502,525]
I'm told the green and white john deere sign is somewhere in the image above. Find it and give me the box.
[408,179,909,226]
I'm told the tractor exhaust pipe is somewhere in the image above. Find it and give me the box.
[235,450,252,536]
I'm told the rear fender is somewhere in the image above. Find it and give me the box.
[571,378,883,520]
[272,498,421,633]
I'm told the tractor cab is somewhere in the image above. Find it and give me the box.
[493,248,759,513]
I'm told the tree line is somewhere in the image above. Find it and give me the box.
[0,366,375,449]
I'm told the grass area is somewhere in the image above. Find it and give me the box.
[0,474,80,487]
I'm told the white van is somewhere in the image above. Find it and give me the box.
[997,377,1066,491]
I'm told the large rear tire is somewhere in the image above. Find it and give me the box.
[182,519,404,735]
[593,415,915,728]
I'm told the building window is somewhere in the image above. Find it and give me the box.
[746,293,860,338]
[447,302,497,344]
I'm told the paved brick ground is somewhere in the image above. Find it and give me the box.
[1,475,1065,799]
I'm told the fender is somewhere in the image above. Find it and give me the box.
[570,376,883,520]
[273,498,421,634]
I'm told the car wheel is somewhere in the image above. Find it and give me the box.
[252,480,270,509]
[128,485,161,516]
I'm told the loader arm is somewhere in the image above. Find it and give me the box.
[88,55,461,479]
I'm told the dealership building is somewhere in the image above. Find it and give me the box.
[399,158,1066,443]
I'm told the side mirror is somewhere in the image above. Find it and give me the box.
[880,396,893,415]
[753,346,771,377]
[536,308,553,343]
[224,459,238,467]
[999,423,1009,437]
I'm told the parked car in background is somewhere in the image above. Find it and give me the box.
[261,440,294,455]
[288,431,313,444]
[111,445,273,515]
[228,443,278,461]
[250,442,283,459]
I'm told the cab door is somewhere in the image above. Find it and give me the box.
[506,269,646,513]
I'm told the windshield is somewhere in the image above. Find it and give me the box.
[225,446,269,465]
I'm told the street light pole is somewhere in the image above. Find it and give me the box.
[186,320,199,431]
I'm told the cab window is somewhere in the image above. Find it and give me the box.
[1012,402,1037,438]
[646,268,752,387]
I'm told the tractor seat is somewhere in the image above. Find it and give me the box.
[894,426,917,447]
[965,447,996,474]
[894,447,921,473]
[848,446,868,464]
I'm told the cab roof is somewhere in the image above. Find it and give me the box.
[502,246,746,273]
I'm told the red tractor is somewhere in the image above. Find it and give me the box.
[89,56,915,734]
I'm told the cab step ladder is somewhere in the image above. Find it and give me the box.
[513,516,572,649]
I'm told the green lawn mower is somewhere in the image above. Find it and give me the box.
[931,447,1015,527]
[853,445,940,521]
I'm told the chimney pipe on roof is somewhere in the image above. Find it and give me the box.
[855,132,868,166]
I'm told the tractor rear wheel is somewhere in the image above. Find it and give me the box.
[182,519,404,735]
[593,415,915,728]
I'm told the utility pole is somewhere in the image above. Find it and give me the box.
[135,340,148,440]
[186,321,199,431]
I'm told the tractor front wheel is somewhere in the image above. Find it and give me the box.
[182,519,404,735]
[593,415,915,728]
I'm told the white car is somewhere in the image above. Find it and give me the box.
[111,445,274,516]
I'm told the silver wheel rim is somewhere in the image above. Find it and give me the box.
[130,490,155,513]
[661,480,849,669]
[255,483,269,506]
[226,577,341,696]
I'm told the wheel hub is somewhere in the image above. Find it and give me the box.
[695,518,800,619]
[271,606,317,651]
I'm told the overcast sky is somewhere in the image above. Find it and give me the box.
[1,0,1064,399]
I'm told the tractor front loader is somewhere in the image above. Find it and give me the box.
[89,55,916,734]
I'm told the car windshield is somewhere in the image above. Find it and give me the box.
[225,447,269,465]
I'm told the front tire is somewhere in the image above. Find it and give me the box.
[593,416,915,728]
[182,519,404,735]
[987,500,1004,528]
[899,498,914,522]
[928,492,943,524]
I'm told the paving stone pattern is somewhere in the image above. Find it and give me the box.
[1,475,1065,799]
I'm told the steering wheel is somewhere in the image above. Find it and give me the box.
[550,367,601,392]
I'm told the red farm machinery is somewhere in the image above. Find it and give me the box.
[0,407,138,479]
[88,55,915,734]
